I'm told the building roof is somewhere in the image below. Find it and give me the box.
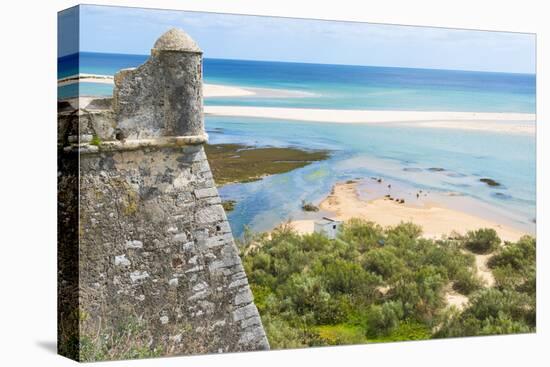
[315,217,342,225]
[153,28,201,52]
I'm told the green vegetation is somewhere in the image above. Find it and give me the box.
[79,316,164,362]
[222,200,236,212]
[205,143,329,186]
[90,134,102,146]
[436,235,536,338]
[239,220,535,348]
[464,228,501,254]
[301,200,319,212]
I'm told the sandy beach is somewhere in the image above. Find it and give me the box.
[59,75,535,134]
[290,181,527,242]
[203,83,255,97]
[205,106,535,134]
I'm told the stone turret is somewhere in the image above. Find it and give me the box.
[58,29,269,362]
[113,28,204,139]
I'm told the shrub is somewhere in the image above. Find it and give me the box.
[316,324,366,345]
[386,222,423,243]
[366,301,404,337]
[368,321,431,342]
[463,228,501,254]
[436,288,534,337]
[262,315,308,349]
[412,266,447,318]
[241,220,535,346]
[517,271,536,297]
[488,235,536,294]
[488,235,535,271]
[338,219,385,253]
[452,268,483,295]
[323,259,381,298]
[362,248,405,280]
[492,265,525,290]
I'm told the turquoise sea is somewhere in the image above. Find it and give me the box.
[58,52,536,237]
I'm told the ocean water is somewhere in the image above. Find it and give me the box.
[59,52,535,113]
[58,52,536,236]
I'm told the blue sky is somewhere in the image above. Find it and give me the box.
[60,4,536,73]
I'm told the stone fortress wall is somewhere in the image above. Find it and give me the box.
[58,29,269,361]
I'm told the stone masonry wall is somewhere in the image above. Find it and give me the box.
[58,28,269,361]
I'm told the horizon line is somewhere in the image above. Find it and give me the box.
[60,50,537,76]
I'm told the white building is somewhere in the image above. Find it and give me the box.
[313,217,342,239]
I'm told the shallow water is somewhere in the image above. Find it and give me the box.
[207,116,535,237]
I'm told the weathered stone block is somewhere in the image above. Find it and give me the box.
[194,187,219,199]
[235,288,254,306]
[240,315,262,329]
[200,233,234,250]
[114,254,131,267]
[125,239,143,249]
[196,205,227,225]
[130,271,149,283]
[233,304,259,322]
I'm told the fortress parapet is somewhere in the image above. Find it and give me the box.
[57,28,269,362]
